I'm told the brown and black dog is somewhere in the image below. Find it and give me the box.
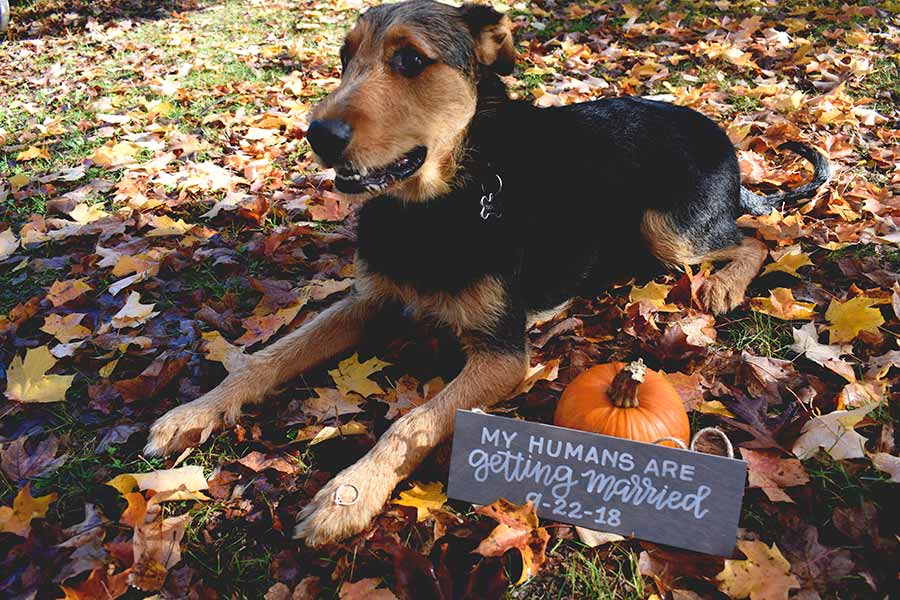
[145,0,828,546]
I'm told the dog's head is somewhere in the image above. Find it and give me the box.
[307,0,514,201]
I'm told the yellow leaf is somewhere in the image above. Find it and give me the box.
[16,146,51,161]
[629,281,677,311]
[130,465,208,494]
[328,352,390,398]
[716,541,800,600]
[392,481,447,522]
[697,400,736,418]
[201,331,246,372]
[4,346,74,403]
[825,296,885,343]
[9,173,30,191]
[91,140,142,168]
[305,421,368,445]
[111,291,159,329]
[0,228,19,260]
[98,358,119,378]
[762,251,813,277]
[106,473,139,495]
[68,203,109,225]
[40,313,91,343]
[750,288,815,320]
[0,484,57,537]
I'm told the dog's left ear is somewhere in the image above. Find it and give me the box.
[460,4,515,75]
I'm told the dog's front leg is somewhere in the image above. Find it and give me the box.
[144,294,375,457]
[294,348,527,547]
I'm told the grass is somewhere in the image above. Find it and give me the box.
[721,311,794,357]
[522,544,645,600]
[0,265,61,314]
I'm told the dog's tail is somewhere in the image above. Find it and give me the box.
[739,142,830,216]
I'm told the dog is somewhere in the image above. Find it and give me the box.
[144,0,829,546]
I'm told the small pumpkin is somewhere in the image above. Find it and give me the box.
[554,359,690,447]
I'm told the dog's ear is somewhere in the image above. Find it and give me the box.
[460,4,515,75]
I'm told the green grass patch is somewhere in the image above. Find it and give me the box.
[721,311,793,357]
[530,544,646,600]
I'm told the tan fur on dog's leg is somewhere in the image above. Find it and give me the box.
[144,295,374,457]
[294,350,527,546]
[700,237,767,314]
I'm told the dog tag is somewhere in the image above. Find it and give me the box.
[448,410,747,556]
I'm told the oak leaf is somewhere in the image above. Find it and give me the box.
[4,346,74,403]
[825,296,885,343]
[392,481,447,521]
[716,540,800,600]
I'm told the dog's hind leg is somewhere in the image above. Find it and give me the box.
[144,294,375,457]
[641,209,767,314]
[294,348,527,547]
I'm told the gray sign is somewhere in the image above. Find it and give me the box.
[448,410,747,556]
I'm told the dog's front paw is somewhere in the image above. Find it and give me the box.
[293,463,393,547]
[144,398,223,457]
[700,273,746,315]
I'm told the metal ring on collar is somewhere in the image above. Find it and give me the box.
[333,483,360,506]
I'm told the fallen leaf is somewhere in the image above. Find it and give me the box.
[17,145,51,161]
[392,481,447,521]
[793,403,879,460]
[129,514,190,591]
[0,228,19,260]
[740,448,809,503]
[825,296,885,343]
[338,578,398,600]
[4,346,75,403]
[130,465,208,494]
[328,352,391,398]
[630,281,678,311]
[60,566,130,600]
[716,540,800,600]
[0,484,57,537]
[869,452,900,482]
[304,387,364,421]
[234,299,306,346]
[91,140,142,168]
[46,278,92,307]
[789,322,849,365]
[110,291,159,329]
[762,249,813,277]
[201,330,246,371]
[237,451,299,474]
[474,498,549,585]
[304,421,368,445]
[508,359,560,398]
[41,313,91,343]
[751,288,816,320]
[1,434,67,482]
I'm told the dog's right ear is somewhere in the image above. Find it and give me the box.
[460,3,515,75]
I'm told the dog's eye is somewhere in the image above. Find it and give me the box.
[393,47,429,77]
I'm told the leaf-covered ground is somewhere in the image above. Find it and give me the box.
[1,0,898,598]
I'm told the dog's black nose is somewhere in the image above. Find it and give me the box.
[307,119,352,165]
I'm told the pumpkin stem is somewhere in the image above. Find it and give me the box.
[609,359,647,408]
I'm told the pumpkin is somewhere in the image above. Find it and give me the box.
[554,359,690,447]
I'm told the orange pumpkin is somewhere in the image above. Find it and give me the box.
[554,360,690,447]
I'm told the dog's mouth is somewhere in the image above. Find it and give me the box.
[334,146,427,194]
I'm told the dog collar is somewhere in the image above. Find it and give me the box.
[479,173,503,220]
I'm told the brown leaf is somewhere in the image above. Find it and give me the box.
[740,448,809,503]
[129,514,190,591]
[237,451,299,474]
[474,498,549,585]
[1,434,67,482]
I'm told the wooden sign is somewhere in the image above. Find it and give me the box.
[448,410,747,556]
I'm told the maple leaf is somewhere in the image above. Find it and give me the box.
[46,278,92,307]
[825,296,885,343]
[110,291,159,329]
[740,449,809,503]
[716,540,800,600]
[201,330,246,371]
[762,248,813,277]
[751,288,816,320]
[60,566,130,600]
[793,403,879,460]
[0,228,19,260]
[392,481,447,521]
[338,578,398,600]
[0,483,57,537]
[237,451,299,474]
[474,498,549,585]
[1,434,67,482]
[837,380,885,409]
[4,346,74,403]
[40,313,91,343]
[629,281,678,311]
[328,352,390,398]
[235,299,306,346]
